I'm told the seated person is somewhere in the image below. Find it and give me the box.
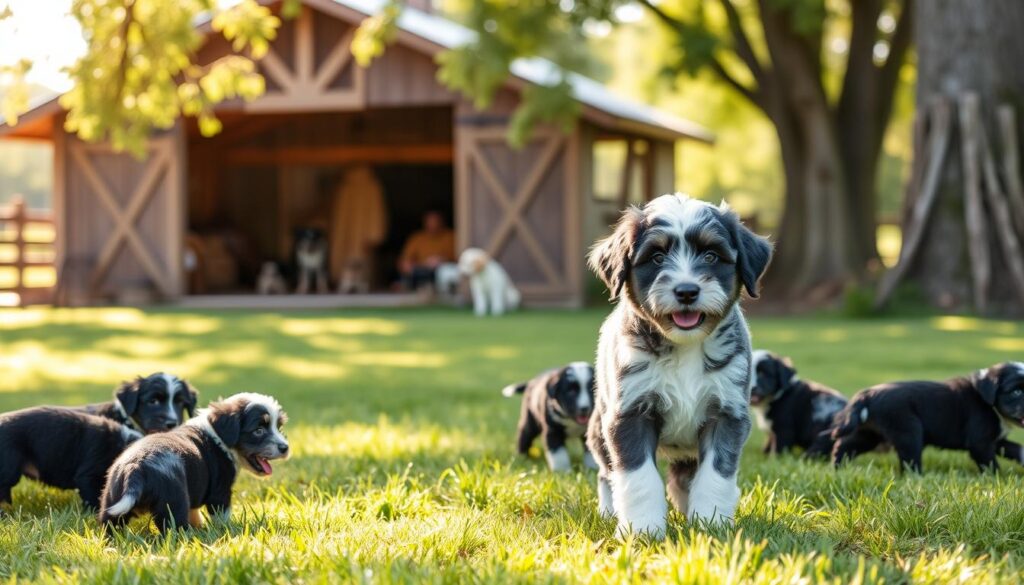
[398,211,455,290]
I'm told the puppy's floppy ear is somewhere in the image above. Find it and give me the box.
[588,206,645,300]
[973,365,1001,406]
[208,399,244,447]
[115,377,143,415]
[722,203,772,298]
[774,356,796,390]
[182,380,199,417]
[546,371,564,397]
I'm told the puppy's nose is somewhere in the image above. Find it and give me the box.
[674,283,701,304]
[278,443,289,455]
[164,421,177,429]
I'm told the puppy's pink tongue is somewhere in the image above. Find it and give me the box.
[672,311,702,329]
[259,458,273,475]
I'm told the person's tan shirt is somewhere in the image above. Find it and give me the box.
[400,229,455,266]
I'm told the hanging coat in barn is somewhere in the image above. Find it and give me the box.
[329,166,389,280]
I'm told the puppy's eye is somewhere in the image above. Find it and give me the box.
[652,253,666,266]
[1012,388,1023,396]
[148,398,161,405]
[253,427,266,437]
[702,251,718,264]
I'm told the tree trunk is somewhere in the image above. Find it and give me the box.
[758,2,876,298]
[908,0,1024,313]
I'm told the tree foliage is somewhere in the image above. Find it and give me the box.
[1,0,305,155]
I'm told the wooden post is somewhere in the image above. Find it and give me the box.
[12,196,25,297]
[875,100,952,309]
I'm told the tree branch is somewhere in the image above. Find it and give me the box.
[718,0,766,86]
[635,0,686,31]
[709,58,761,106]
[637,0,763,109]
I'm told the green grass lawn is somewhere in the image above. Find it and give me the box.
[1,307,1023,583]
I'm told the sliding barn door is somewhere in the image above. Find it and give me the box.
[456,126,580,304]
[58,127,185,302]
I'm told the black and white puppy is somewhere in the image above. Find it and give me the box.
[502,362,597,471]
[294,227,329,294]
[99,393,289,532]
[832,362,1024,472]
[78,372,198,435]
[0,407,142,509]
[587,194,771,537]
[749,350,847,458]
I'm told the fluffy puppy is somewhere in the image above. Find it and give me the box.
[99,393,289,532]
[458,248,521,316]
[832,362,1024,472]
[78,373,198,435]
[586,193,771,538]
[502,362,598,471]
[0,407,142,509]
[749,350,847,458]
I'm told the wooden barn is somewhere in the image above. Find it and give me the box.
[0,0,711,309]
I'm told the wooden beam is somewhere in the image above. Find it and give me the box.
[224,144,453,165]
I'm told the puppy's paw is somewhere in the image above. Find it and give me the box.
[615,517,666,540]
[545,447,572,472]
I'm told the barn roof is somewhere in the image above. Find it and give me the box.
[0,0,713,143]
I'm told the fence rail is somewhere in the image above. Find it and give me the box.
[0,196,55,306]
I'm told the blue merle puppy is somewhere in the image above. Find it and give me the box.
[586,193,771,538]
[749,350,847,458]
[502,362,597,471]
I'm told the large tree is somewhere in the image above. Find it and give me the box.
[879,0,1024,314]
[420,0,914,297]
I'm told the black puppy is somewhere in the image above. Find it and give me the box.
[832,362,1024,472]
[749,350,847,458]
[502,362,597,472]
[78,373,198,435]
[0,407,142,509]
[99,393,289,532]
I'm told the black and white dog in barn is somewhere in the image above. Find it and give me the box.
[99,393,290,532]
[831,362,1024,473]
[0,407,142,509]
[502,362,597,471]
[749,350,847,458]
[78,372,198,435]
[587,193,771,537]
[831,364,1024,473]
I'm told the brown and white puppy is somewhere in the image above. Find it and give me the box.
[832,362,1024,472]
[0,407,142,509]
[587,194,771,538]
[99,393,289,532]
[78,373,198,435]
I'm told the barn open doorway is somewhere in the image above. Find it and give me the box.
[183,107,454,299]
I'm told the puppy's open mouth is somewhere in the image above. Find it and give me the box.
[246,454,275,475]
[671,311,705,330]
[749,395,763,405]
[575,415,589,425]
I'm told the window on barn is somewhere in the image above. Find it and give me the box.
[592,138,649,206]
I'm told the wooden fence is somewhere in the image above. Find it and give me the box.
[0,196,55,306]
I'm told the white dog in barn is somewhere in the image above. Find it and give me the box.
[458,248,521,316]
